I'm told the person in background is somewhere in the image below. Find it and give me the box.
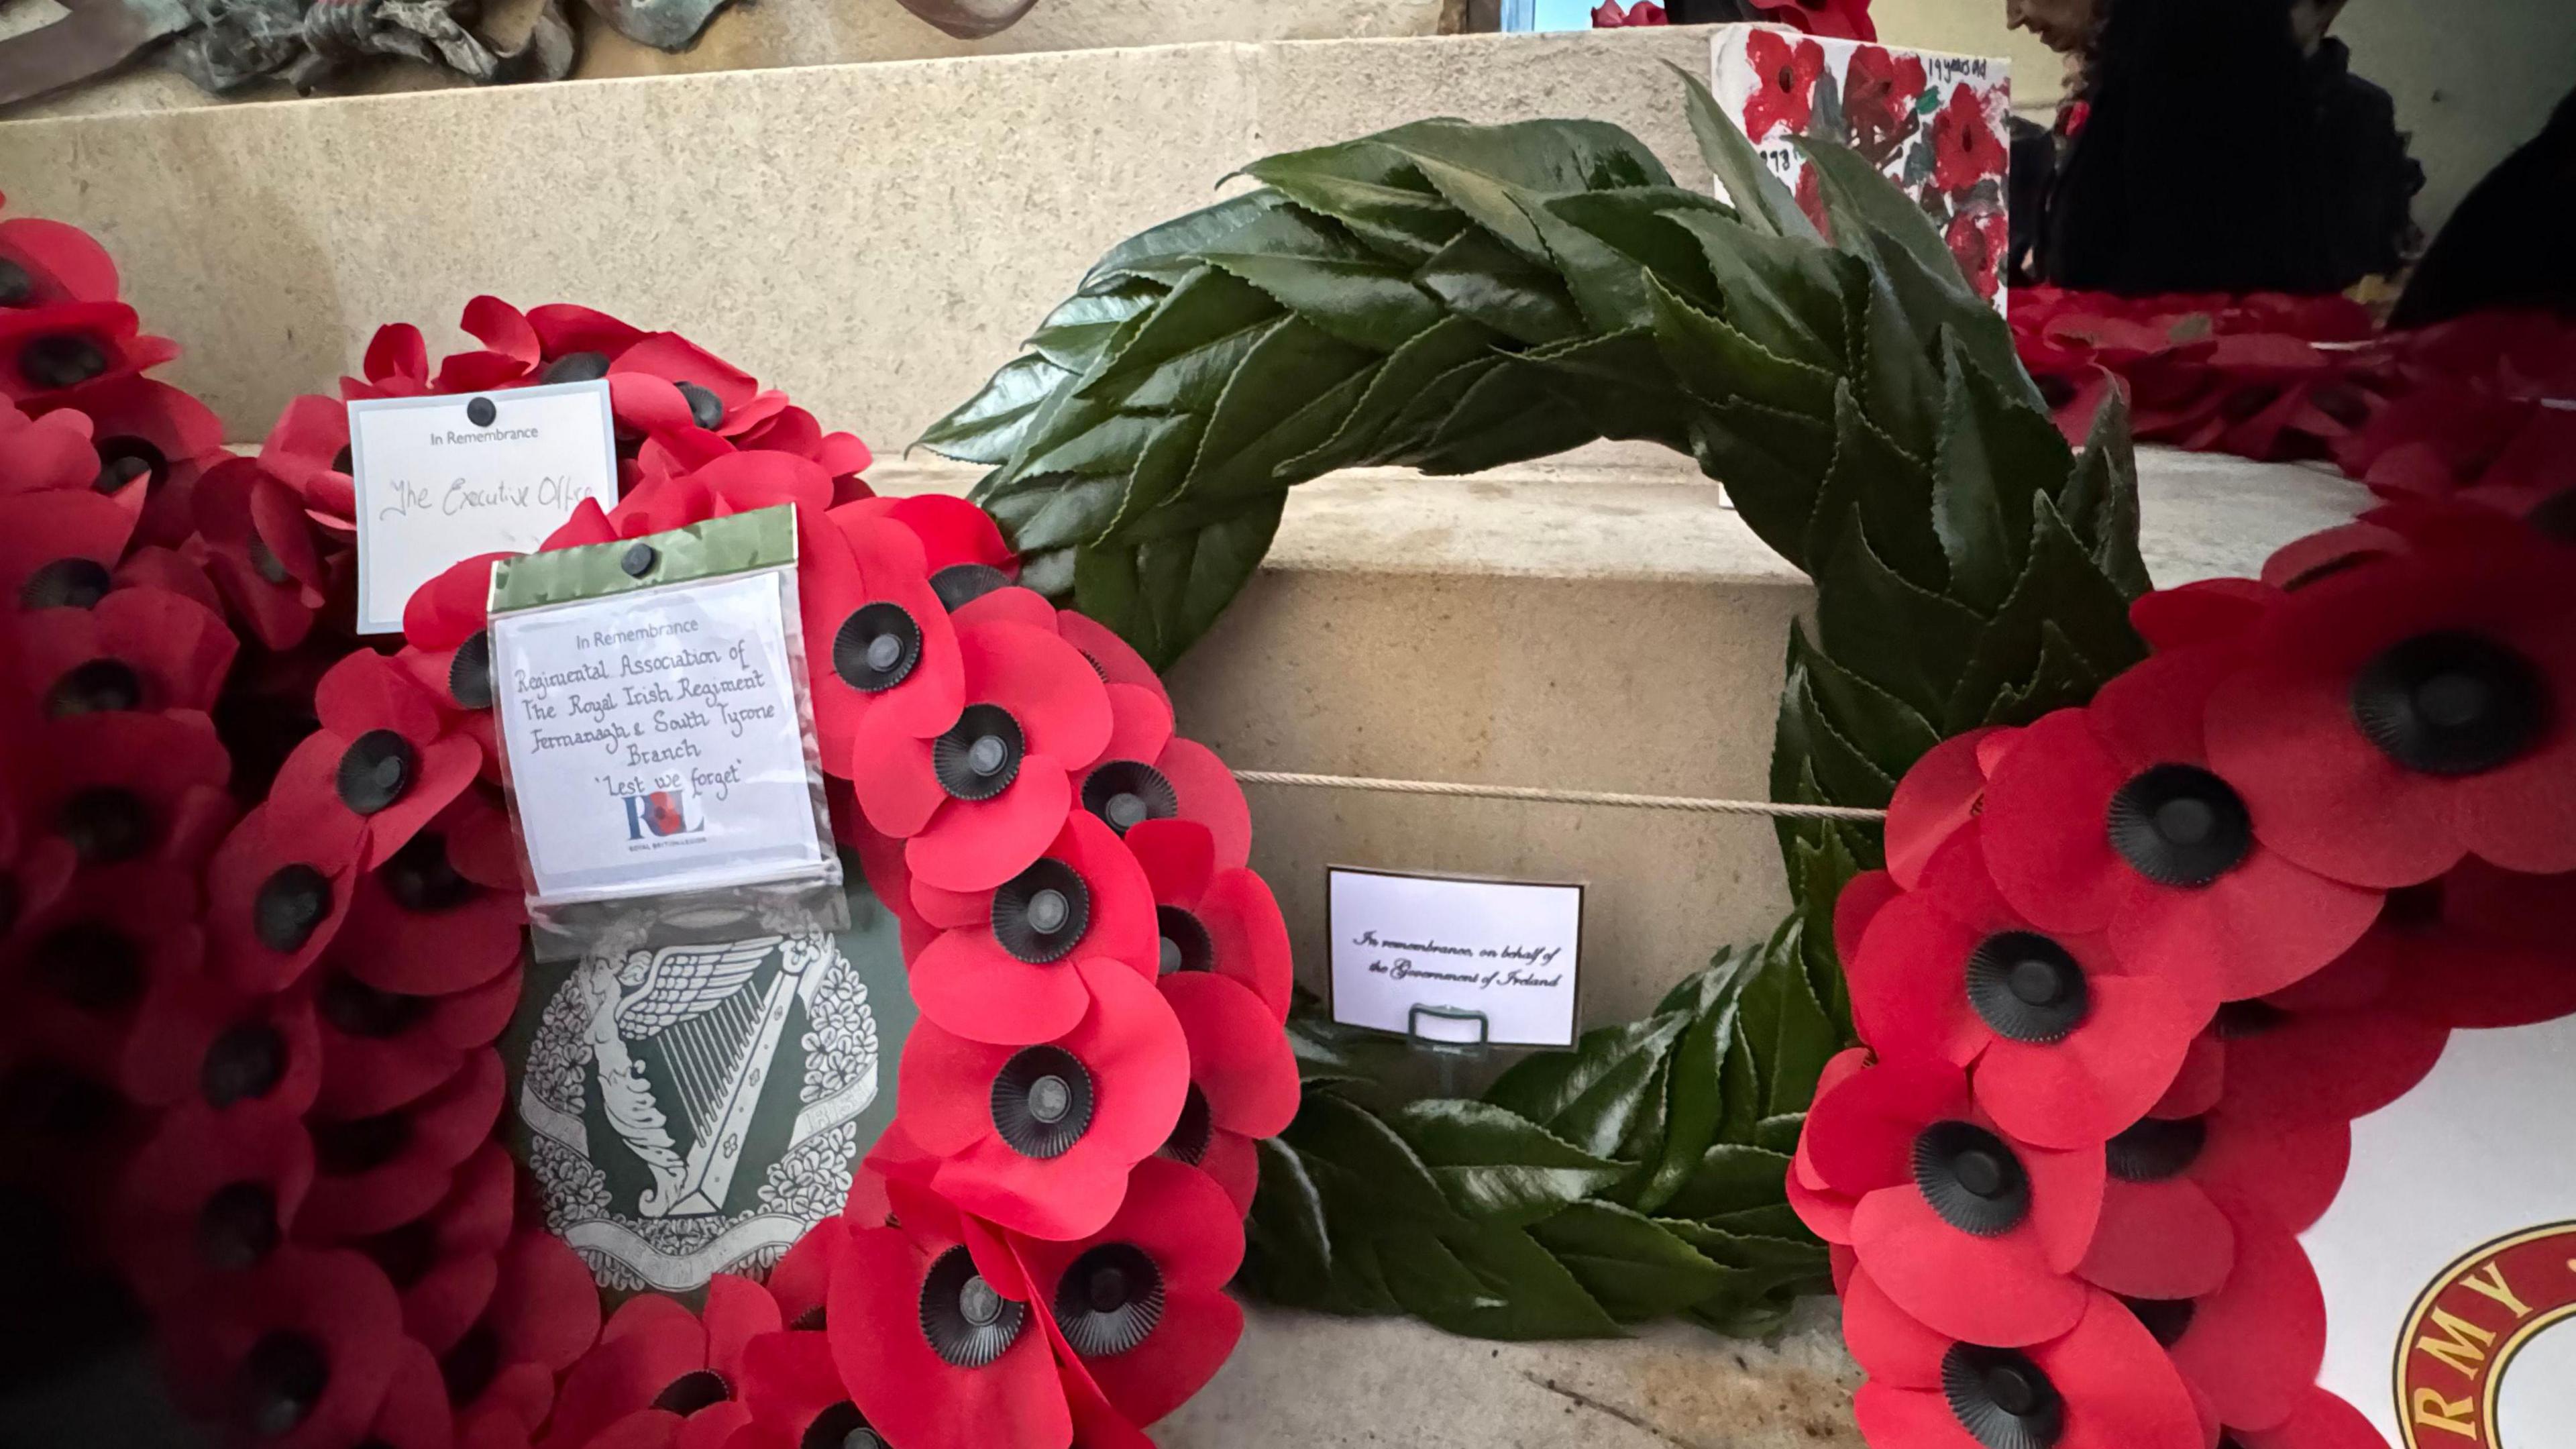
[2390,87,2575,328]
[2004,0,2420,295]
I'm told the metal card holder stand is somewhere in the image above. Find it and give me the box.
[1406,1004,1493,1098]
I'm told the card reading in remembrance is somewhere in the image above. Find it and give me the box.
[1326,867,1583,1048]
[488,516,831,907]
[346,379,621,635]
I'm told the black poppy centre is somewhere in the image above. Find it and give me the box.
[2352,629,2549,777]
[201,1022,290,1107]
[1160,1083,1214,1167]
[991,1044,1094,1159]
[1941,1343,2063,1448]
[235,1332,331,1440]
[1082,761,1177,837]
[919,1244,1028,1368]
[54,786,154,864]
[2104,1115,2207,1184]
[19,332,109,392]
[1054,1242,1166,1357]
[46,657,144,716]
[930,564,1012,613]
[934,704,1024,802]
[1912,1120,2031,1237]
[33,920,145,1016]
[834,602,922,694]
[2106,763,2252,888]
[198,1180,282,1271]
[993,857,1089,963]
[1157,905,1214,977]
[93,436,166,496]
[384,830,477,914]
[1964,932,2089,1044]
[335,729,417,815]
[449,631,495,710]
[801,1401,887,1449]
[19,557,113,610]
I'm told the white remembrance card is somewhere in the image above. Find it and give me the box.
[1326,867,1583,1048]
[346,379,621,634]
[2300,1013,2576,1448]
[489,570,830,904]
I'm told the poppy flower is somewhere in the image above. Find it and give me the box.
[1844,1269,2205,1449]
[1123,818,1290,1022]
[11,858,205,1069]
[1794,1057,2102,1346]
[2225,1389,2385,1449]
[1843,44,1929,164]
[1741,28,1827,142]
[68,376,225,550]
[121,957,327,1117]
[312,958,521,1120]
[1077,689,1251,871]
[14,584,235,716]
[725,1327,888,1449]
[1882,727,2007,893]
[111,1098,313,1297]
[1982,662,2385,1000]
[160,1247,405,1449]
[205,802,366,994]
[544,1277,784,1449]
[802,500,966,768]
[435,296,545,394]
[1012,1157,1244,1430]
[849,616,1112,894]
[191,455,331,650]
[439,1228,604,1438]
[1754,0,1874,40]
[0,206,119,305]
[2114,1204,2325,1434]
[1590,1,1666,24]
[2203,531,2576,886]
[268,649,483,874]
[0,479,138,610]
[826,1181,1071,1449]
[329,789,525,999]
[296,1046,504,1240]
[2131,578,2279,652]
[910,812,1161,1044]
[1930,83,2008,196]
[1849,826,2206,1150]
[856,494,1019,610]
[898,954,1189,1240]
[767,1216,851,1332]
[342,1140,515,1356]
[2083,1089,2349,1306]
[23,706,233,871]
[363,1338,460,1449]
[1158,967,1297,1180]
[2202,973,2449,1128]
[0,396,99,496]
[1,301,178,404]
[2359,860,2576,1029]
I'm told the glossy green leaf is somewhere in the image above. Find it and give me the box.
[1529,1201,1735,1320]
[916,353,1073,464]
[1388,1099,1629,1226]
[1668,60,1818,244]
[1483,1012,1690,1160]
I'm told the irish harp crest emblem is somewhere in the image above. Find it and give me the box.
[514,902,881,1291]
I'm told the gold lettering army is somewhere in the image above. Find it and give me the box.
[2396,1224,2576,1448]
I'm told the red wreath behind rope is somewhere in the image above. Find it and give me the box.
[0,192,1295,1449]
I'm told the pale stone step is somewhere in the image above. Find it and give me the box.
[1159,1299,1864,1448]
[866,446,2370,1030]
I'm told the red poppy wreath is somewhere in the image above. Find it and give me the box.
[0,189,1295,1449]
[1800,498,2576,1448]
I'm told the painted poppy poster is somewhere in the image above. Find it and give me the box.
[1712,25,2014,308]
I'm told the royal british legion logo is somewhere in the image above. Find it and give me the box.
[2396,1222,2576,1446]
[623,786,704,841]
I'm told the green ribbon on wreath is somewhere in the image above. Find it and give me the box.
[924,68,2151,1337]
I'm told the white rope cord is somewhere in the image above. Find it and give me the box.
[1230,769,1888,821]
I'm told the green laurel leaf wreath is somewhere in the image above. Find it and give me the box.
[926,67,2151,1336]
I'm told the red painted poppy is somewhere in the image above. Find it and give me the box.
[1982,661,2384,1000]
[2203,531,2576,886]
[121,957,326,1117]
[1845,1269,2205,1449]
[296,1046,504,1240]
[0,205,120,304]
[912,812,1161,1045]
[268,649,483,874]
[1843,44,1929,164]
[205,801,366,994]
[1930,83,2008,197]
[1124,818,1291,1022]
[14,584,235,716]
[442,1228,605,1436]
[825,1181,1071,1449]
[1076,689,1250,873]
[2084,1089,2349,1305]
[1945,207,2009,303]
[313,957,520,1119]
[329,788,525,998]
[1850,826,2206,1150]
[802,500,966,770]
[2112,1204,2324,1434]
[1741,29,1828,142]
[2356,859,2576,1029]
[849,617,1112,894]
[547,1276,784,1449]
[1796,1056,2101,1346]
[191,455,331,650]
[111,1098,313,1299]
[160,1247,406,1449]
[899,955,1189,1240]
[1,300,178,405]
[24,706,233,871]
[0,477,139,611]
[1012,1157,1244,1429]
